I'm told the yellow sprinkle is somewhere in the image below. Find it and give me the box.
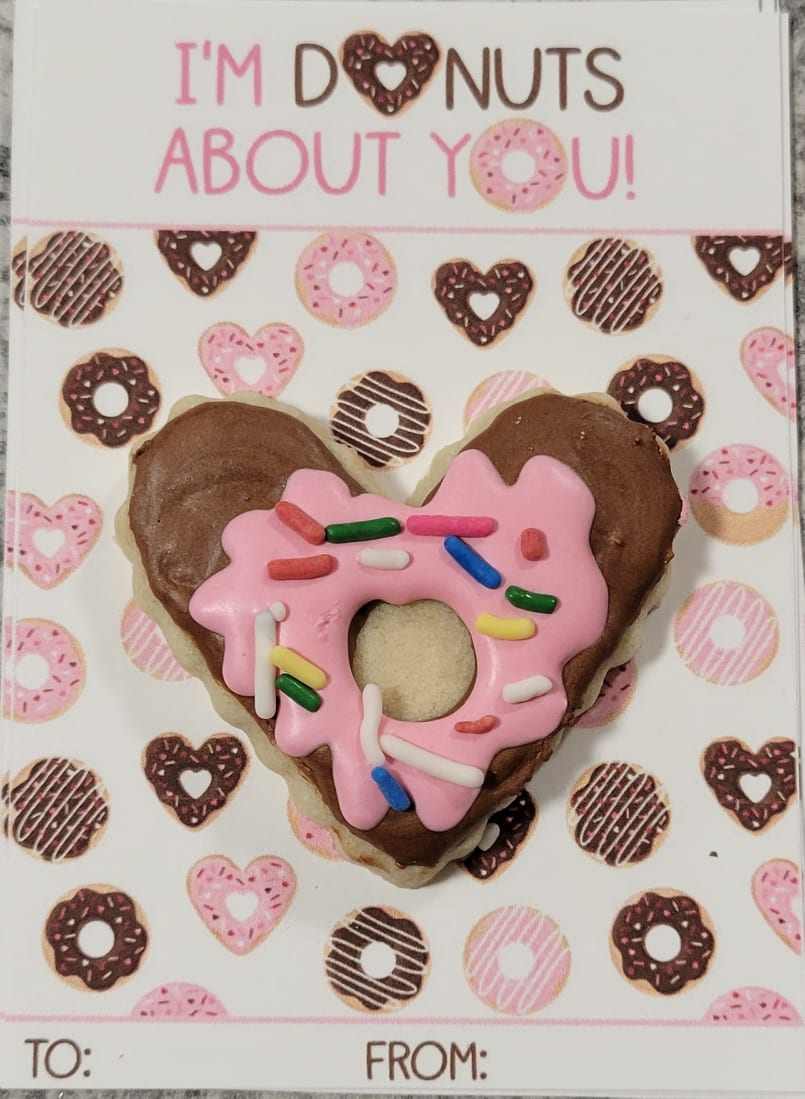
[475,613,536,641]
[270,645,327,689]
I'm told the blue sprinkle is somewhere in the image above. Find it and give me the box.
[444,535,502,589]
[371,766,411,811]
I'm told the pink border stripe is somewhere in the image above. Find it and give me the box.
[11,217,789,237]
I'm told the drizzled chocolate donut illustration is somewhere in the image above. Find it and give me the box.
[564,238,662,333]
[25,231,123,327]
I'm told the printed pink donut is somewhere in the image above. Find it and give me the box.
[689,445,790,545]
[470,120,567,212]
[740,327,796,420]
[2,618,85,723]
[132,982,227,1020]
[463,370,550,429]
[287,799,342,861]
[704,986,802,1025]
[752,859,802,954]
[121,600,189,681]
[464,905,571,1014]
[575,660,637,728]
[295,231,396,328]
[674,581,779,686]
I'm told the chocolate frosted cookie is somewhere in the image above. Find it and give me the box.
[702,738,796,833]
[330,370,432,469]
[693,235,792,303]
[156,229,256,297]
[607,356,705,450]
[611,889,715,995]
[44,885,149,991]
[61,350,161,448]
[462,789,538,881]
[564,238,662,334]
[143,733,248,828]
[5,757,109,861]
[25,231,123,327]
[568,761,670,866]
[341,32,440,116]
[433,259,534,347]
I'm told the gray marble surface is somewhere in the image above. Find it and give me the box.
[0,1,803,1098]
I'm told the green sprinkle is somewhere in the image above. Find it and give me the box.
[325,517,402,543]
[505,585,558,614]
[276,673,322,712]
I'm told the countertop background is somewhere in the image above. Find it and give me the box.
[0,1,802,1098]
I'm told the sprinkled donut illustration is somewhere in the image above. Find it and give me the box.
[187,855,296,955]
[341,32,441,116]
[198,321,303,398]
[470,119,567,212]
[132,982,228,1020]
[156,229,257,297]
[701,738,796,833]
[704,987,802,1025]
[2,617,85,723]
[6,492,102,589]
[287,799,342,861]
[752,859,802,954]
[567,761,670,866]
[295,231,396,327]
[44,885,149,991]
[61,350,161,448]
[674,581,779,686]
[5,757,109,861]
[462,790,538,881]
[607,356,705,449]
[564,238,663,334]
[329,370,432,469]
[740,327,797,421]
[432,259,534,347]
[689,445,790,545]
[142,733,248,828]
[693,235,792,303]
[574,660,637,728]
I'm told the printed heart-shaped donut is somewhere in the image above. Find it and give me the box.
[752,859,803,954]
[156,230,257,297]
[199,322,303,397]
[693,235,792,303]
[701,738,796,833]
[143,733,249,828]
[118,390,681,886]
[188,855,296,954]
[433,260,535,347]
[6,492,102,588]
[341,32,440,116]
[740,327,797,421]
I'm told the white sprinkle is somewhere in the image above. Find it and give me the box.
[358,548,411,570]
[269,601,287,622]
[379,733,485,788]
[254,611,278,719]
[502,674,552,704]
[359,684,385,766]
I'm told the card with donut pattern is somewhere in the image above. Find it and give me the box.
[2,0,803,1094]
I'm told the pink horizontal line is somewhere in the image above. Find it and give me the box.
[5,1012,803,1028]
[11,217,788,237]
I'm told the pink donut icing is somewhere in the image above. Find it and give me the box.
[199,322,303,398]
[188,855,296,955]
[752,859,802,954]
[470,120,567,212]
[121,600,189,681]
[295,231,396,327]
[287,799,342,861]
[463,371,549,429]
[689,445,790,545]
[740,328,796,420]
[189,450,608,833]
[132,982,228,1020]
[704,987,802,1025]
[2,617,85,722]
[6,491,101,589]
[464,906,571,1014]
[575,660,637,728]
[674,581,779,686]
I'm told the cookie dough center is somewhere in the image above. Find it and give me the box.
[708,614,745,651]
[93,381,130,417]
[502,150,537,183]
[351,600,477,722]
[78,920,115,959]
[644,924,681,963]
[636,387,673,425]
[722,479,759,515]
[15,653,50,690]
[328,261,365,297]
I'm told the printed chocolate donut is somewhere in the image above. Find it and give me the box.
[324,905,430,1013]
[61,350,161,448]
[6,757,109,861]
[568,761,670,866]
[143,733,248,828]
[689,445,790,545]
[44,885,149,991]
[341,32,440,116]
[11,241,26,309]
[693,235,792,303]
[564,238,662,334]
[574,660,637,728]
[701,737,796,833]
[610,888,715,995]
[607,356,705,449]
[25,230,124,326]
[462,790,538,881]
[433,259,534,347]
[330,370,432,469]
[156,229,256,297]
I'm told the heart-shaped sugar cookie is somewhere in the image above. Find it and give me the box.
[199,322,303,397]
[6,492,102,588]
[341,32,440,116]
[188,855,296,954]
[433,260,534,347]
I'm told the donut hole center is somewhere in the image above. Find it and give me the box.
[364,403,400,440]
[78,920,115,959]
[777,354,794,385]
[498,941,535,979]
[728,245,760,277]
[32,528,66,558]
[361,940,397,979]
[93,381,130,418]
[739,772,772,803]
[14,653,51,690]
[225,892,258,921]
[502,150,537,184]
[234,355,268,386]
[636,387,673,425]
[708,614,746,651]
[468,292,501,321]
[478,821,501,851]
[644,923,682,963]
[179,769,212,798]
[350,600,477,722]
[722,479,759,515]
[190,240,222,271]
[374,60,407,91]
[328,261,365,298]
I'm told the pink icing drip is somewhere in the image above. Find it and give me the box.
[189,451,608,832]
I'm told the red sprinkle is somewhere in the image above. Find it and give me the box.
[406,515,497,537]
[267,554,336,580]
[275,501,325,545]
[454,715,499,735]
[520,528,545,561]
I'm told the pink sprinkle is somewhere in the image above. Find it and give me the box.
[406,515,497,538]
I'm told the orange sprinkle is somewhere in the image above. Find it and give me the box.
[267,554,336,580]
[520,528,545,561]
[454,715,499,735]
[275,501,325,545]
